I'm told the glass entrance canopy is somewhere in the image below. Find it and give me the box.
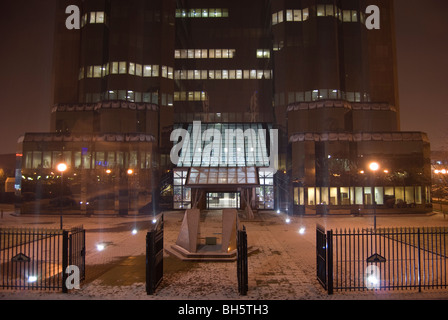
[186,167,259,187]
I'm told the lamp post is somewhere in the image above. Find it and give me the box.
[369,162,379,231]
[57,163,67,229]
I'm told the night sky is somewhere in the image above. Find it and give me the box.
[0,0,447,154]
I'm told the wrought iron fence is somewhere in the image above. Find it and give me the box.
[0,226,85,292]
[317,225,448,294]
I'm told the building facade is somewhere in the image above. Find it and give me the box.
[16,0,432,215]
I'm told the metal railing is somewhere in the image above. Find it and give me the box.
[317,226,448,294]
[0,226,85,292]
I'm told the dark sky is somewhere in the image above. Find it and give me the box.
[0,0,447,154]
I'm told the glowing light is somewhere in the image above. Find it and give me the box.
[132,229,138,235]
[152,219,158,224]
[96,243,106,251]
[367,274,379,286]
[106,169,112,174]
[369,162,380,172]
[285,218,291,224]
[57,163,68,172]
[298,227,306,235]
[28,276,38,283]
[276,209,280,214]
[127,169,134,175]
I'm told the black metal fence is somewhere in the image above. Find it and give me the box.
[317,225,448,294]
[146,215,164,295]
[0,226,85,292]
[237,226,248,296]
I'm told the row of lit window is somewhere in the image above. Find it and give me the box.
[272,6,366,25]
[175,49,236,59]
[174,91,207,102]
[294,186,427,206]
[81,11,107,27]
[174,49,270,59]
[175,8,229,18]
[83,91,173,106]
[23,150,154,171]
[79,62,173,80]
[174,69,272,80]
[275,90,371,105]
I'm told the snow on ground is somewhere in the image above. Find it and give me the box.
[1,206,448,301]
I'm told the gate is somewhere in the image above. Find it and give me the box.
[0,226,85,292]
[146,215,164,295]
[66,226,86,292]
[237,226,248,295]
[316,225,334,293]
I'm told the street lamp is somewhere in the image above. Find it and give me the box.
[57,163,68,229]
[368,162,379,231]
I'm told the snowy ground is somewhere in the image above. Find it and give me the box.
[1,205,448,302]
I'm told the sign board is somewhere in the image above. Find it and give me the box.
[12,253,31,263]
[367,253,386,263]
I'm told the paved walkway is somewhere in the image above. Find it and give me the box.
[1,206,448,300]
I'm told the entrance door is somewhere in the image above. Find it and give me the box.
[206,192,241,209]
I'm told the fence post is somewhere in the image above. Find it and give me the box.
[237,227,248,296]
[326,230,334,295]
[62,230,69,293]
[146,231,155,295]
[417,228,422,293]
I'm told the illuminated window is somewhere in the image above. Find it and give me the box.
[317,5,325,17]
[87,66,93,78]
[96,12,105,23]
[272,12,278,25]
[128,62,135,75]
[175,8,228,19]
[119,61,127,74]
[343,10,351,22]
[90,12,96,23]
[79,67,84,80]
[111,62,118,74]
[302,8,309,21]
[136,64,142,77]
[152,65,159,77]
[93,66,102,78]
[144,65,152,77]
[256,49,270,59]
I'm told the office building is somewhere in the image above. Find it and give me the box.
[17,0,432,215]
